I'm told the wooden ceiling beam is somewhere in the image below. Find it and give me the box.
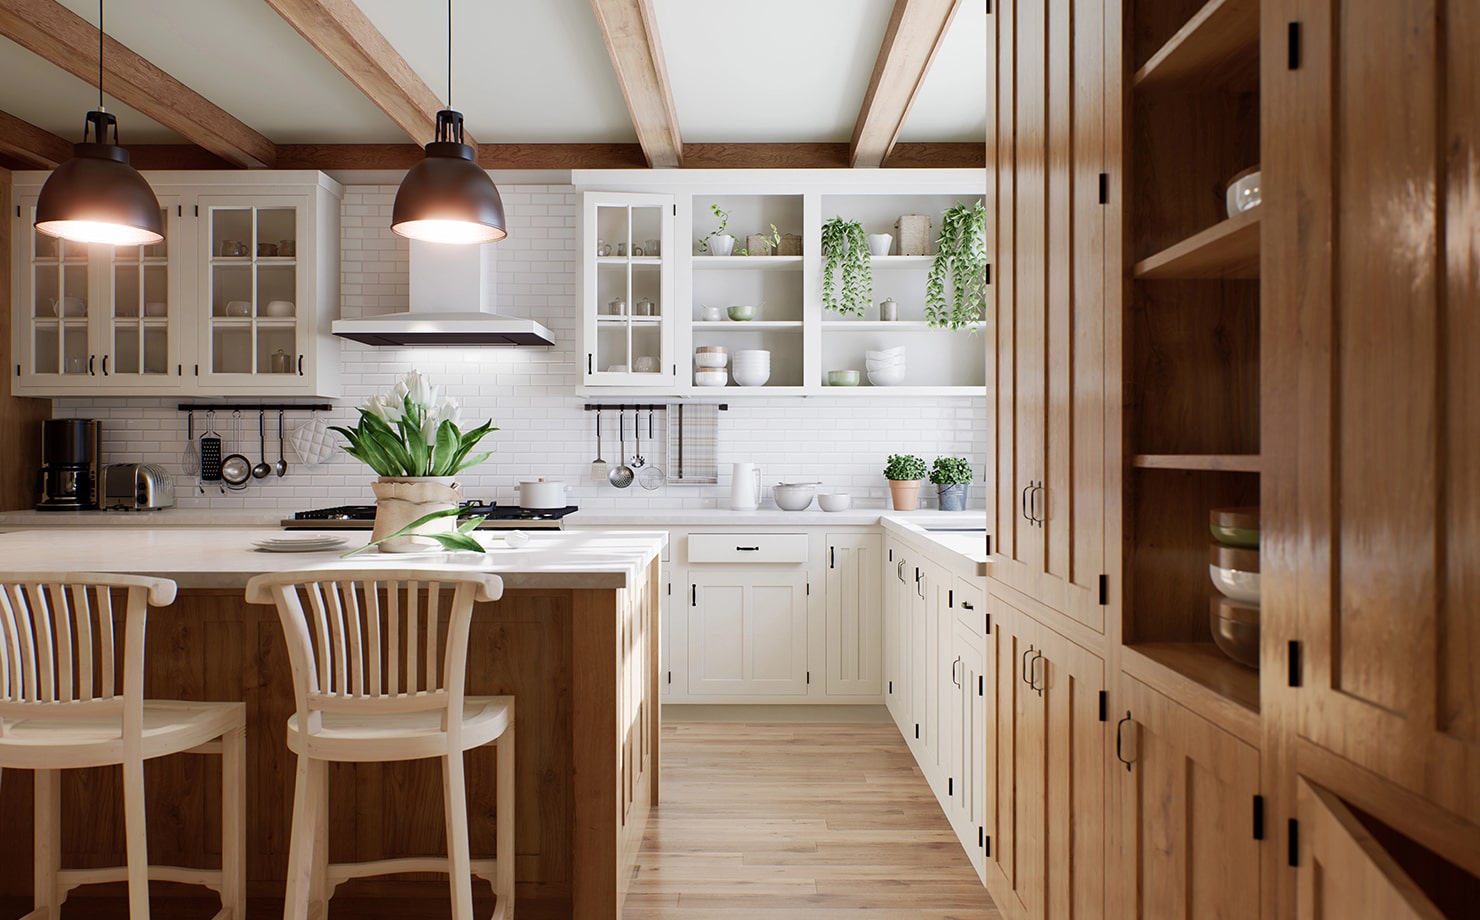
[850,0,961,168]
[0,108,72,168]
[261,0,465,147]
[0,0,276,168]
[589,0,683,168]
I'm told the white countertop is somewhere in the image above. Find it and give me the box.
[0,509,285,529]
[0,528,667,592]
[563,507,986,528]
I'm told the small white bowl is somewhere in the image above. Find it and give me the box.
[694,352,728,368]
[225,300,251,317]
[694,369,728,387]
[818,492,851,512]
[265,299,295,317]
[144,301,168,317]
[1225,167,1261,216]
[867,367,906,386]
[732,367,770,387]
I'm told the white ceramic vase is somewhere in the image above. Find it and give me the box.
[708,234,735,257]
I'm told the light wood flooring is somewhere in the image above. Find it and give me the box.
[623,719,1002,919]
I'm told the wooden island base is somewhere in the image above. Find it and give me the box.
[0,565,659,920]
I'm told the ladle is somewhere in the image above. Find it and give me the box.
[275,410,288,477]
[251,411,272,478]
[608,411,634,488]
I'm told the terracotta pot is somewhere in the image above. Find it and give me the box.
[888,479,921,511]
[370,476,460,552]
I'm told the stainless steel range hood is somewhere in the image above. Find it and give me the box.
[333,240,554,346]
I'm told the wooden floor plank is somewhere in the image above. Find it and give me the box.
[625,720,1001,919]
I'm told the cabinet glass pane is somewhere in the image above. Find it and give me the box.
[257,264,296,318]
[212,327,253,374]
[114,325,140,375]
[630,206,662,254]
[595,205,630,254]
[142,265,168,318]
[211,208,253,259]
[114,264,140,317]
[256,208,296,255]
[32,326,58,374]
[595,324,631,372]
[142,326,169,375]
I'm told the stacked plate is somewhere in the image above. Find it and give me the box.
[252,534,348,553]
[732,349,770,387]
[866,346,906,386]
[1208,506,1260,668]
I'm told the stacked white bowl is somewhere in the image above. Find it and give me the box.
[695,345,728,386]
[866,346,906,386]
[732,349,771,387]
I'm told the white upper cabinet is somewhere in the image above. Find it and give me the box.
[578,191,677,388]
[11,171,342,398]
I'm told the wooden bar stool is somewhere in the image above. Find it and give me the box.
[245,569,514,920]
[0,572,246,920]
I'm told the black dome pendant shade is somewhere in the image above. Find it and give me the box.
[36,110,163,246]
[391,109,506,244]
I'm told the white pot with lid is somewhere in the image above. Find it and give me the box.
[518,478,568,509]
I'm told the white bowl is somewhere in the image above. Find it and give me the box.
[866,356,906,368]
[867,346,906,358]
[224,300,251,317]
[1226,168,1261,216]
[733,358,772,367]
[818,492,852,512]
[694,352,728,368]
[265,299,295,317]
[773,483,817,511]
[144,301,168,317]
[694,369,728,387]
[1209,564,1261,603]
[868,366,906,386]
[51,296,87,317]
[732,366,770,387]
[866,233,893,256]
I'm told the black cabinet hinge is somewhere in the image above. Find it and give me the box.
[807,671,811,684]
[1098,574,1108,605]
[985,263,991,285]
[948,589,954,608]
[1288,22,1301,70]
[979,826,984,848]
[666,671,672,685]
[666,582,671,596]
[1288,641,1302,687]
[830,546,835,568]
[1098,173,1109,204]
[194,205,199,217]
[979,675,984,696]
[984,833,991,856]
[948,777,954,796]
[1098,690,1107,721]
[889,548,893,562]
[1253,795,1266,840]
[1288,819,1300,867]
[888,680,893,694]
[691,585,697,606]
[915,723,920,739]
[985,613,991,634]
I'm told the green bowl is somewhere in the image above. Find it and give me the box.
[1210,524,1260,548]
[727,305,754,321]
[827,369,860,387]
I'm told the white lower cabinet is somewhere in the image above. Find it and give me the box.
[883,538,911,724]
[685,567,809,696]
[946,606,990,882]
[824,533,882,695]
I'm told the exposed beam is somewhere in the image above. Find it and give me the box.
[0,108,72,168]
[589,0,683,168]
[882,142,986,169]
[261,0,465,146]
[850,0,961,168]
[274,143,649,171]
[0,0,276,168]
[683,144,852,170]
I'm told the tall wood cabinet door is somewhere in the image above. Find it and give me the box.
[991,0,1110,633]
[823,533,882,696]
[1117,676,1261,919]
[1295,780,1446,920]
[686,568,808,696]
[1272,0,1480,825]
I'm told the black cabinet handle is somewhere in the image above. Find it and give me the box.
[961,600,975,610]
[297,354,304,376]
[101,355,108,376]
[952,657,963,687]
[736,546,760,551]
[88,355,96,376]
[1116,712,1134,771]
[1029,651,1044,695]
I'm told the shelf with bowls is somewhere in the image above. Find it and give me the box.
[691,320,802,331]
[692,255,803,271]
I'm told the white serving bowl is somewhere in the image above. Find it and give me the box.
[818,492,851,512]
[867,366,906,386]
[732,366,770,387]
[694,369,728,387]
[1209,543,1261,603]
[866,355,906,368]
[144,301,168,317]
[265,299,295,317]
[1225,167,1261,216]
[224,300,251,317]
[694,352,728,369]
[866,346,906,359]
[734,349,770,361]
[773,482,818,511]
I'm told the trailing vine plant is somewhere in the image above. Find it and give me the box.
[820,217,872,316]
[925,201,988,330]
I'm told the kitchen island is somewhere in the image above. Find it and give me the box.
[0,528,665,920]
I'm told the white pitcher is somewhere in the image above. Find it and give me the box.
[729,462,760,511]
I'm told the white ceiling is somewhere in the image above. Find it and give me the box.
[1,0,985,152]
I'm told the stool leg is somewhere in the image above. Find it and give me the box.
[34,768,61,916]
[123,756,151,919]
[222,724,247,920]
[494,719,516,920]
[309,758,329,908]
[442,750,474,920]
[283,755,316,920]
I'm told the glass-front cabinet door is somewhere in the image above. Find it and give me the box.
[580,191,675,387]
[197,195,309,391]
[13,196,184,393]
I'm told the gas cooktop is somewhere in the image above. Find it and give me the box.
[283,501,577,530]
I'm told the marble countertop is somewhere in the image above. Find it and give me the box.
[0,528,667,592]
[878,516,991,576]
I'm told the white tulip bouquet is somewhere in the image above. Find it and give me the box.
[331,370,496,477]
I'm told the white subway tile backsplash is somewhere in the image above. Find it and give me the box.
[54,183,987,513]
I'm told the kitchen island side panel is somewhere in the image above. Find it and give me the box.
[0,566,659,919]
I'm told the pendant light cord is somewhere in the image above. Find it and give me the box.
[98,0,104,111]
[446,0,452,110]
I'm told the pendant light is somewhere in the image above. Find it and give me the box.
[34,0,163,246]
[391,0,506,244]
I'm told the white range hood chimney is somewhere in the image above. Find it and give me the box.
[333,240,554,346]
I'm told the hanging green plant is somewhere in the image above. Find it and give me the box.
[925,201,988,330]
[820,217,872,317]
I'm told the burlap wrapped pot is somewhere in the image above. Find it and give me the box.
[370,476,461,552]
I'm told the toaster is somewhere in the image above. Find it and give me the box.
[102,463,176,511]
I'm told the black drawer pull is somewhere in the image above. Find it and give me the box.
[736,546,760,551]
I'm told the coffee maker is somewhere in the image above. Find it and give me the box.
[37,418,102,511]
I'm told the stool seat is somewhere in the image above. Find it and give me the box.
[1,700,245,769]
[287,696,512,762]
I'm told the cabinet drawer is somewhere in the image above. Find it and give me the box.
[954,576,986,634]
[687,533,809,564]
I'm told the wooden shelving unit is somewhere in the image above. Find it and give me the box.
[1132,453,1261,472]
[1133,208,1261,279]
[1133,0,1260,91]
[1122,643,1261,741]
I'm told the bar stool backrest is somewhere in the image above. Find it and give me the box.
[245,570,504,734]
[0,573,177,736]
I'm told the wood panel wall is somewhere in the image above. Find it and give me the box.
[0,167,50,511]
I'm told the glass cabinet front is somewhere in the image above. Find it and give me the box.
[104,207,173,380]
[582,191,674,386]
[202,198,302,383]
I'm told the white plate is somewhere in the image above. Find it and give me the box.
[252,536,348,552]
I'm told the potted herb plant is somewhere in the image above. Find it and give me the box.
[332,370,496,552]
[821,217,872,316]
[925,201,988,330]
[884,453,927,511]
[929,456,973,511]
[696,204,736,256]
